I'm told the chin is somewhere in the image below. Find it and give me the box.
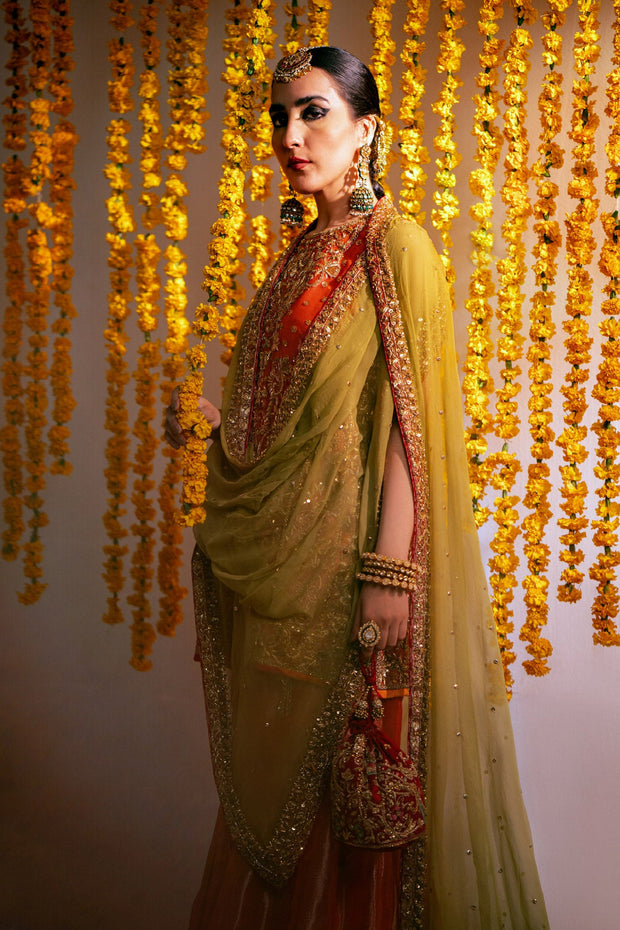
[293,182,319,197]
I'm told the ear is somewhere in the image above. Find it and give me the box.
[357,115,377,148]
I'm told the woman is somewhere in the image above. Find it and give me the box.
[166,46,549,930]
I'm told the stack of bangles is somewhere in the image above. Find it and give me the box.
[356,551,419,592]
[355,553,419,649]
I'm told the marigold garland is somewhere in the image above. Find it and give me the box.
[280,0,305,57]
[556,0,600,603]
[589,0,620,646]
[519,0,567,677]
[430,0,465,292]
[19,0,55,604]
[398,0,430,223]
[102,0,135,626]
[487,0,538,692]
[462,0,504,530]
[127,0,164,671]
[368,0,396,198]
[175,0,249,529]
[1,0,77,599]
[495,1,536,444]
[306,0,330,46]
[177,0,277,527]
[1,0,29,563]
[155,0,209,655]
[21,224,51,605]
[247,0,276,290]
[488,446,521,695]
[47,0,77,479]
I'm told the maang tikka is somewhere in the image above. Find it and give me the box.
[280,183,304,226]
[349,143,374,215]
[273,47,314,84]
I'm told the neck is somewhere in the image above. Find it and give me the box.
[312,188,375,233]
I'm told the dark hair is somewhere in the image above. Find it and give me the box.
[308,47,385,199]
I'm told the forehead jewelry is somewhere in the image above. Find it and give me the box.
[273,47,313,83]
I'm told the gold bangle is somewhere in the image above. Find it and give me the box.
[359,563,417,581]
[356,571,418,592]
[361,552,417,572]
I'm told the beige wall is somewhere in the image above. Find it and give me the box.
[1,2,620,927]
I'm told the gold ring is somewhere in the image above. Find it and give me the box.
[358,619,381,648]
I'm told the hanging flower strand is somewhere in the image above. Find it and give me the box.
[589,0,620,647]
[1,0,29,563]
[398,0,431,224]
[306,0,330,46]
[213,0,249,370]
[462,0,504,529]
[102,0,135,626]
[487,0,538,694]
[519,0,568,678]
[430,0,466,294]
[556,0,600,603]
[156,0,209,650]
[176,0,256,526]
[127,0,164,672]
[495,0,535,445]
[47,0,77,478]
[280,0,305,56]
[368,0,396,197]
[247,0,276,291]
[19,0,54,604]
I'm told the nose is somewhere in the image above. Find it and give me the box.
[281,117,301,150]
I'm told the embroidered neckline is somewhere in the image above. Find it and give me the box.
[304,213,369,239]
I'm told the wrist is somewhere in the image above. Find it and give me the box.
[357,552,419,593]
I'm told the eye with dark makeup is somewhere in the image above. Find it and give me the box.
[302,104,328,121]
[269,102,329,129]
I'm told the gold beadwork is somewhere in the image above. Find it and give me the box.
[273,47,313,84]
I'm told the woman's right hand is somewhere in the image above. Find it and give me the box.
[164,386,221,449]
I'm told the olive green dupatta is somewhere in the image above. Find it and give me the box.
[193,205,394,886]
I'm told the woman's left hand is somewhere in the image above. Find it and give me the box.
[164,386,221,450]
[351,581,409,653]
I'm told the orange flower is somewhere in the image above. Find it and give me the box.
[557,0,600,605]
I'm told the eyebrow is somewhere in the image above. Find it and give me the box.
[269,95,330,114]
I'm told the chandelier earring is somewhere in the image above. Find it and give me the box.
[349,143,374,215]
[280,182,304,227]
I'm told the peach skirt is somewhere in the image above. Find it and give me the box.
[188,798,402,930]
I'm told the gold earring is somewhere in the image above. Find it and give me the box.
[280,183,304,226]
[349,143,374,215]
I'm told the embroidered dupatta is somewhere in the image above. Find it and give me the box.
[193,198,548,929]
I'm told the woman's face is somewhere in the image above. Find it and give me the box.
[269,68,374,203]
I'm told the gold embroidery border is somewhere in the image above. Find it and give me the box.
[365,197,432,929]
[192,546,363,887]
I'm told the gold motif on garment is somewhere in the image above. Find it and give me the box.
[225,218,369,463]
